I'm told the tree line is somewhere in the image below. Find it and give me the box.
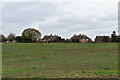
[0,28,120,43]
[1,28,41,43]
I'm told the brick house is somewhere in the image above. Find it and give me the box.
[71,34,92,43]
[95,36,110,43]
[42,34,65,43]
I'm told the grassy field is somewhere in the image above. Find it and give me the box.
[2,43,118,78]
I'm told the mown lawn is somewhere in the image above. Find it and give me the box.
[2,43,118,78]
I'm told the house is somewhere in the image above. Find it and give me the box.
[42,34,65,43]
[37,39,47,43]
[71,34,92,43]
[95,36,110,43]
[0,34,7,42]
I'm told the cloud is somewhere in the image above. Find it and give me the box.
[1,1,118,40]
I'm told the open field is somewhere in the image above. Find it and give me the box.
[2,43,118,78]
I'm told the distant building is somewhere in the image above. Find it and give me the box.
[0,34,7,42]
[71,34,92,43]
[42,34,65,43]
[37,39,47,43]
[95,36,110,43]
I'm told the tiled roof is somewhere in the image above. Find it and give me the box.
[42,35,61,40]
[71,34,90,39]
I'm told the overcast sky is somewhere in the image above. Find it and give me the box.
[0,0,119,40]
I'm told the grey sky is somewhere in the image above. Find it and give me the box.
[1,0,118,40]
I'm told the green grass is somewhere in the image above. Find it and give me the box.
[2,43,118,78]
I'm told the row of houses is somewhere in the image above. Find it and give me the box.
[0,32,120,43]
[37,33,120,43]
[37,34,92,43]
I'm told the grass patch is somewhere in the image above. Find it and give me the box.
[2,43,118,78]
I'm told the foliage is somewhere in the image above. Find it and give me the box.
[22,28,41,42]
[14,36,23,42]
[111,31,120,42]
[7,33,16,41]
